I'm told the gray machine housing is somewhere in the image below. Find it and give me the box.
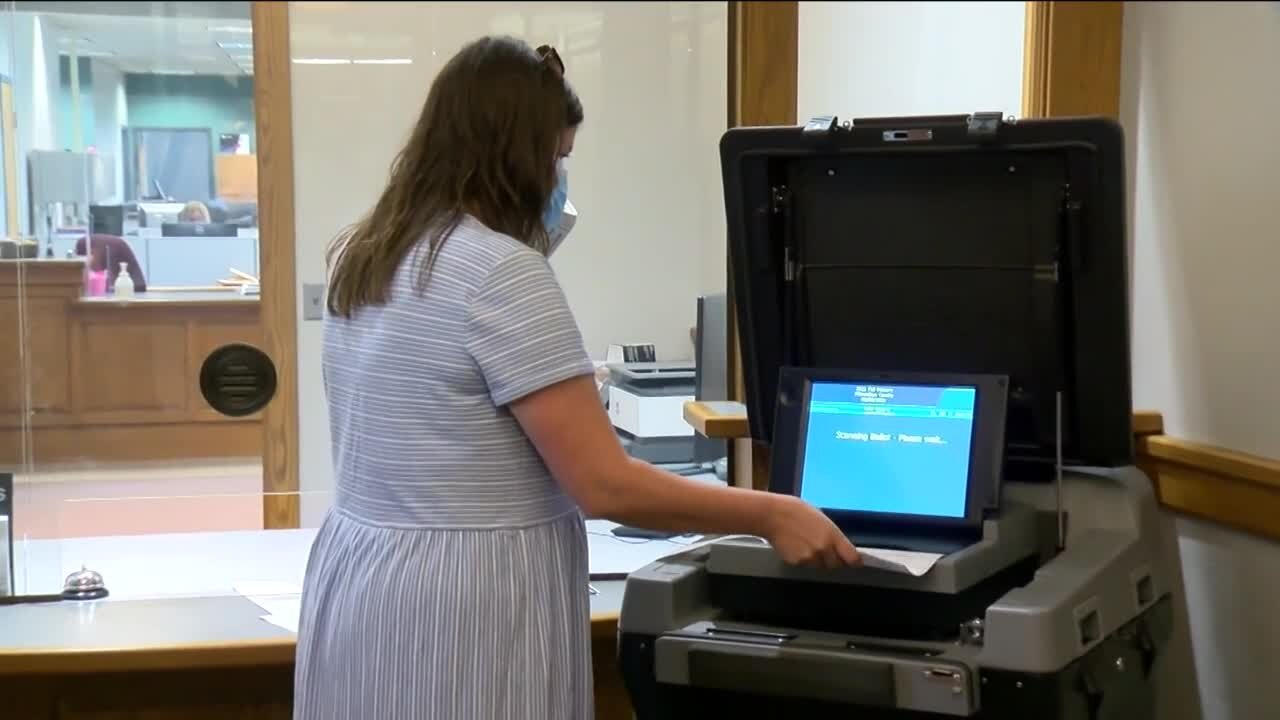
[618,468,1183,718]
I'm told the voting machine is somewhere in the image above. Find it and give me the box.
[617,114,1196,718]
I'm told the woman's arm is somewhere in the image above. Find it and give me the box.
[510,375,860,567]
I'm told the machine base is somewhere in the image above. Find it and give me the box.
[619,596,1173,719]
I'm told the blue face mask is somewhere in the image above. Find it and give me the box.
[543,161,568,233]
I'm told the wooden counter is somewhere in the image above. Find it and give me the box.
[0,259,263,465]
[0,519,641,719]
[0,591,631,720]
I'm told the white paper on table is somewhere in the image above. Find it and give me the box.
[251,595,302,620]
[255,593,302,633]
[857,548,944,577]
[260,612,300,633]
[233,580,301,599]
[234,580,303,633]
[586,520,747,577]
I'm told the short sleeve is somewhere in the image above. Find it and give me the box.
[467,250,595,406]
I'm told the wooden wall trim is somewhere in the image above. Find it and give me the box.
[1139,431,1280,542]
[1132,410,1164,437]
[253,3,301,530]
[726,1,798,491]
[1020,1,1125,119]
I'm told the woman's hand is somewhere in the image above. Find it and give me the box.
[764,495,862,568]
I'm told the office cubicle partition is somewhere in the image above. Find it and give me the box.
[123,126,215,202]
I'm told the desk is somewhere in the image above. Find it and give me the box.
[0,259,262,465]
[50,231,261,287]
[0,519,702,719]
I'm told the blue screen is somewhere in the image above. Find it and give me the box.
[799,381,977,519]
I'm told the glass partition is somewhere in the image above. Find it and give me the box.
[14,491,326,614]
[1,3,271,585]
[289,1,731,514]
[4,3,260,288]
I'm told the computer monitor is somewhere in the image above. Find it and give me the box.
[770,368,1008,552]
[693,293,728,464]
[161,222,238,237]
[89,205,124,236]
[137,201,185,227]
[721,115,1132,474]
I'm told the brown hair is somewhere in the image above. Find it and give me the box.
[326,36,584,317]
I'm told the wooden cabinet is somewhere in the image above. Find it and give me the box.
[0,260,264,465]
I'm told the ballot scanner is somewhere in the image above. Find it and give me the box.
[618,114,1198,718]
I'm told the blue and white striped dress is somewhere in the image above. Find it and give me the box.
[294,217,597,719]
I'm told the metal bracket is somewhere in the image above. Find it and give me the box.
[802,115,838,137]
[966,111,1005,140]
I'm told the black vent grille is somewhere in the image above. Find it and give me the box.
[199,344,277,417]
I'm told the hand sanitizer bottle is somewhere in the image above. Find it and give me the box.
[112,262,135,298]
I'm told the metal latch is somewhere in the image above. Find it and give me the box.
[803,115,838,136]
[966,111,1004,140]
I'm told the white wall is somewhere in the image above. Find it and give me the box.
[797,1,1024,122]
[289,2,728,519]
[1123,3,1280,718]
[8,13,59,235]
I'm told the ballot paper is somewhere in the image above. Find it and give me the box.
[687,536,943,577]
[857,547,945,577]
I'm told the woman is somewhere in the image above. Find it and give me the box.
[177,200,211,224]
[74,233,147,293]
[293,36,859,720]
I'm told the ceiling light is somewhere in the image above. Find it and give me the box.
[218,42,253,50]
[209,25,253,34]
[152,69,197,76]
[59,50,115,58]
[292,58,351,65]
[353,58,413,65]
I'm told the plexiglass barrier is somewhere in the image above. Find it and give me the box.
[10,490,329,629]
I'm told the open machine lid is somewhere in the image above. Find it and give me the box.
[721,113,1132,472]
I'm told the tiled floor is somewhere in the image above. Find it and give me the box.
[12,459,265,540]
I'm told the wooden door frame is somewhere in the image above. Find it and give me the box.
[727,1,1125,490]
[252,2,300,529]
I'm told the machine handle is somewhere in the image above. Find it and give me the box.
[654,635,977,716]
[662,638,895,706]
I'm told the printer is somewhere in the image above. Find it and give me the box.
[618,114,1198,718]
[605,361,698,464]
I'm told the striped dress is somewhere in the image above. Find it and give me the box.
[294,217,597,719]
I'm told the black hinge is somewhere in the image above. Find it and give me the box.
[1062,187,1085,271]
[966,111,1004,140]
[770,185,790,215]
[771,185,794,282]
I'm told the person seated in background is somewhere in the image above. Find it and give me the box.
[177,201,211,224]
[206,198,258,226]
[74,234,147,293]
